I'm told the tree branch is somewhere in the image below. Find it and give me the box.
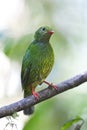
[0,72,87,118]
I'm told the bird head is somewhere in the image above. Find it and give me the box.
[34,26,54,42]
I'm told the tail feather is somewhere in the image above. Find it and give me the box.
[23,88,34,115]
[23,106,34,115]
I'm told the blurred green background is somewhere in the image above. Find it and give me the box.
[0,0,87,130]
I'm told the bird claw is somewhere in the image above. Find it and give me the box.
[32,90,39,100]
[50,83,58,90]
[44,81,58,91]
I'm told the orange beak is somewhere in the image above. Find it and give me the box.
[48,30,54,35]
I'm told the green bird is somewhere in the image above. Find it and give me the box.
[21,26,56,115]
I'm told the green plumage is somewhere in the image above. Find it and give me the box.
[21,26,54,115]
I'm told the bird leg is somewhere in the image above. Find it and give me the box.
[32,87,39,100]
[43,81,58,90]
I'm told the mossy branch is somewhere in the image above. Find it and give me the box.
[0,72,87,118]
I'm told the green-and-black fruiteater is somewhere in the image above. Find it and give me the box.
[21,26,57,115]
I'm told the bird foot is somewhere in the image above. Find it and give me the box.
[43,81,58,90]
[32,89,39,100]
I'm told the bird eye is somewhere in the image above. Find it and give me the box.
[42,27,46,31]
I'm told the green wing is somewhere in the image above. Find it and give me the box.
[21,48,32,89]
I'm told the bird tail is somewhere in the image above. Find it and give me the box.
[23,89,34,115]
[23,106,34,115]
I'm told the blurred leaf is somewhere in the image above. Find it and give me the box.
[23,100,56,130]
[3,37,15,56]
[61,116,84,130]
[3,34,33,61]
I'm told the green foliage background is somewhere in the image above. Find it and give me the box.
[0,0,87,130]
